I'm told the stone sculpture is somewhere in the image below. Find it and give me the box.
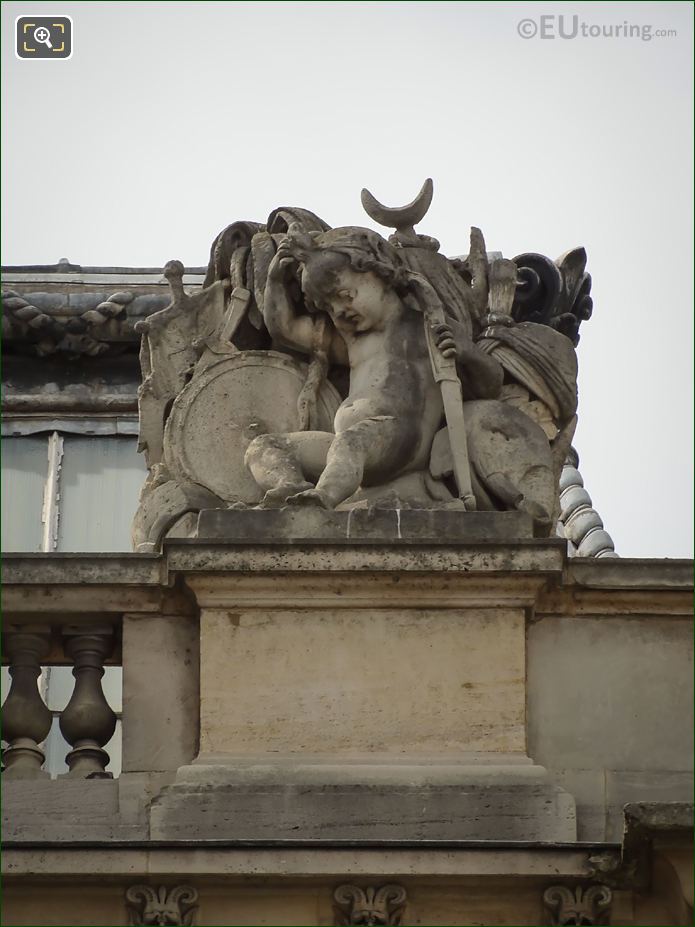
[132,180,590,551]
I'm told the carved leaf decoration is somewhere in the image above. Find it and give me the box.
[543,884,613,926]
[333,883,407,926]
[125,884,199,927]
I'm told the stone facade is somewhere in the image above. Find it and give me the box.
[2,540,692,925]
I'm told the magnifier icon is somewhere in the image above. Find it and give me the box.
[33,26,53,49]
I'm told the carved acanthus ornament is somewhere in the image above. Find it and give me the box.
[125,885,199,926]
[333,883,407,926]
[543,884,613,926]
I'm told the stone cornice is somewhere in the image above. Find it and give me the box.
[2,266,204,358]
[2,546,691,622]
[0,840,617,879]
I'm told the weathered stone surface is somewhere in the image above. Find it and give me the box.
[150,762,576,843]
[528,615,693,773]
[0,779,142,841]
[545,768,607,842]
[561,557,694,590]
[528,612,693,842]
[198,605,526,757]
[164,350,342,506]
[121,614,200,773]
[605,772,694,841]
[196,507,534,543]
[0,845,602,879]
[168,538,566,576]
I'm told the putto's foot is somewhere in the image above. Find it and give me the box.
[258,481,314,509]
[518,497,552,531]
[286,488,332,509]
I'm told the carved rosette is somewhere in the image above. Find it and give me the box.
[125,885,199,926]
[543,884,613,926]
[333,883,407,926]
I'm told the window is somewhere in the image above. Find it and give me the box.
[1,426,146,552]
[1,421,145,777]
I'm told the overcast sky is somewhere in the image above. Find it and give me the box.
[2,1,693,558]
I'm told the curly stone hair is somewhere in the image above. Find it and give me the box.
[284,226,413,313]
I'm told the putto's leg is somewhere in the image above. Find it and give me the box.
[245,432,333,508]
[245,434,313,507]
[289,417,398,509]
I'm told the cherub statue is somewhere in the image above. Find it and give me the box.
[132,182,588,550]
[245,226,503,511]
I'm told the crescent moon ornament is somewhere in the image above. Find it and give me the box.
[360,179,438,249]
[361,178,433,230]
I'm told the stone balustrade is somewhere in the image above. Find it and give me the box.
[559,449,618,558]
[0,548,691,926]
[1,624,118,779]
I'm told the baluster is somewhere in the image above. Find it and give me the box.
[559,450,618,558]
[59,627,117,777]
[1,627,53,778]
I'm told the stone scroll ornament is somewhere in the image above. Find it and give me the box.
[132,180,592,552]
[125,885,199,926]
[333,883,407,926]
[543,884,613,926]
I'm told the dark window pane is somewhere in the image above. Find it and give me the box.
[58,436,146,552]
[1,436,47,552]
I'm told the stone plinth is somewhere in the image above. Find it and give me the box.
[154,513,577,842]
[196,507,535,543]
[150,759,576,842]
[198,604,525,757]
[184,510,553,763]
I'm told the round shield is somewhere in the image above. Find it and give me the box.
[163,350,341,504]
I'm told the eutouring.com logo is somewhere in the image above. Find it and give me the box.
[517,15,677,41]
[16,16,73,59]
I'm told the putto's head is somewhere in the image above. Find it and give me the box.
[283,226,411,332]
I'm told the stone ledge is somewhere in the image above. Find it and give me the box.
[1,552,164,585]
[196,508,534,544]
[168,538,566,576]
[0,779,146,843]
[148,762,576,844]
[566,558,694,590]
[1,844,613,879]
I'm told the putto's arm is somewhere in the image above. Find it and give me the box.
[433,318,503,399]
[263,250,315,355]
